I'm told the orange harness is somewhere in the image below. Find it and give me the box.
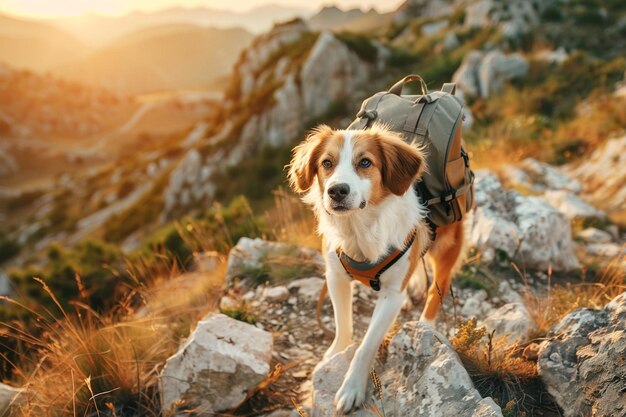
[336,229,417,291]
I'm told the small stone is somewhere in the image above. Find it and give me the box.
[219,295,239,311]
[522,343,541,361]
[265,286,290,303]
[577,227,612,244]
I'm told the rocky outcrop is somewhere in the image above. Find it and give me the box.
[467,170,580,270]
[312,322,503,417]
[392,0,454,24]
[162,20,378,216]
[226,237,324,287]
[465,0,557,38]
[538,292,626,417]
[160,313,273,415]
[453,50,528,98]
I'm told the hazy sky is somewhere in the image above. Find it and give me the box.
[1,0,405,18]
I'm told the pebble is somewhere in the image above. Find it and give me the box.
[265,286,290,302]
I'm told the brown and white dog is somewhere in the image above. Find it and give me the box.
[288,123,464,413]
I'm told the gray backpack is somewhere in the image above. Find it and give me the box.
[348,74,475,226]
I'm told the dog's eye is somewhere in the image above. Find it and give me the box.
[359,158,372,168]
[322,160,333,169]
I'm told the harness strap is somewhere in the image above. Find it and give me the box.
[336,229,417,291]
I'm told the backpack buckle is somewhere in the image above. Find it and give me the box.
[461,149,470,167]
[357,109,377,120]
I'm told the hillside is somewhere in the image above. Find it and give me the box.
[55,25,253,94]
[0,13,88,71]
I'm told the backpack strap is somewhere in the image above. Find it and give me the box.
[414,98,438,142]
[442,83,457,95]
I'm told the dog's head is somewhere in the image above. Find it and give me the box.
[288,124,426,216]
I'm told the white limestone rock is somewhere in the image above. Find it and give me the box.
[160,313,273,414]
[467,171,580,270]
[312,322,503,417]
[482,303,535,344]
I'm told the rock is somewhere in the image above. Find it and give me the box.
[226,237,324,287]
[542,190,606,221]
[219,295,241,311]
[538,292,626,417]
[465,0,555,37]
[0,383,22,412]
[421,20,448,36]
[521,158,582,193]
[264,285,290,303]
[301,32,369,117]
[287,277,325,302]
[444,32,460,51]
[566,135,626,212]
[478,51,529,98]
[393,0,453,24]
[522,342,541,361]
[160,313,273,414]
[312,322,503,417]
[453,50,528,98]
[467,171,580,270]
[482,303,535,344]
[576,228,613,244]
[461,290,495,319]
[585,243,624,258]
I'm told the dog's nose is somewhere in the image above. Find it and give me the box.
[328,183,350,202]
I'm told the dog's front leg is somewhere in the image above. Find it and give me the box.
[323,261,354,361]
[335,287,405,413]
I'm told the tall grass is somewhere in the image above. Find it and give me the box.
[2,261,224,417]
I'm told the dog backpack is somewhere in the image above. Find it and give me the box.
[347,74,475,226]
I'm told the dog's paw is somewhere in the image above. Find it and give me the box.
[335,373,367,414]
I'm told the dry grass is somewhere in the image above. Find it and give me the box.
[2,261,225,417]
[523,253,625,337]
[451,319,554,416]
[268,188,320,251]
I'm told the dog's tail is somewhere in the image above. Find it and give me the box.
[316,282,334,338]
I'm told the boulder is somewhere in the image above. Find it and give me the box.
[160,313,273,414]
[311,322,503,417]
[542,190,606,221]
[520,158,583,193]
[287,277,325,303]
[467,171,580,270]
[264,285,290,303]
[482,303,535,344]
[576,228,612,244]
[226,237,324,287]
[538,292,626,417]
[453,50,528,99]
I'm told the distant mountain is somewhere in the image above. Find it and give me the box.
[307,6,389,33]
[308,6,367,31]
[54,25,253,94]
[0,13,89,72]
[51,5,312,46]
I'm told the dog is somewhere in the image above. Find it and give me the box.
[288,123,465,413]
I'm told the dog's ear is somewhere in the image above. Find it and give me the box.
[376,129,426,196]
[288,125,333,193]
